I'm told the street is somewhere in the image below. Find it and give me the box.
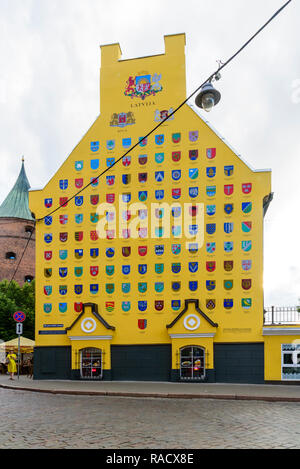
[1,388,300,449]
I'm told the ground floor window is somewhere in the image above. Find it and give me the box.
[180,346,205,380]
[282,344,300,380]
[80,347,102,380]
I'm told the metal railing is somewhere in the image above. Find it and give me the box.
[264,306,300,325]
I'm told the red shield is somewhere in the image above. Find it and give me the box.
[242,279,252,290]
[224,184,234,196]
[242,183,252,194]
[90,266,99,277]
[90,195,99,205]
[59,215,68,224]
[106,193,115,203]
[122,247,131,257]
[59,197,68,207]
[74,302,83,312]
[206,261,216,272]
[172,188,181,199]
[138,246,147,256]
[155,301,164,311]
[90,230,99,241]
[75,178,83,188]
[172,151,181,162]
[107,229,115,239]
[189,205,198,216]
[75,231,83,242]
[138,173,147,183]
[60,232,68,242]
[138,319,147,330]
[44,251,52,260]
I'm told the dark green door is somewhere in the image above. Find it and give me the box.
[111,345,171,381]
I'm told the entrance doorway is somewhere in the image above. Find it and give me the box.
[80,348,102,380]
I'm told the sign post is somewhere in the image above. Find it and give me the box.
[13,312,26,380]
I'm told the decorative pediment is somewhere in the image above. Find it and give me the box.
[166,299,218,337]
[66,303,115,340]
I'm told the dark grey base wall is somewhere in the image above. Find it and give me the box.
[214,342,265,384]
[33,346,71,380]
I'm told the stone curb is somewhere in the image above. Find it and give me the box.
[1,383,300,402]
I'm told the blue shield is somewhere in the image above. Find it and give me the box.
[224,222,234,234]
[122,193,131,203]
[155,134,164,145]
[44,303,52,313]
[138,191,148,202]
[44,234,52,244]
[44,198,52,208]
[138,264,147,275]
[206,205,216,216]
[90,284,99,294]
[75,249,83,259]
[122,265,131,275]
[206,167,216,178]
[206,280,216,291]
[90,141,99,152]
[242,202,252,214]
[75,196,83,207]
[189,187,198,198]
[155,190,164,200]
[172,282,181,292]
[74,285,83,295]
[45,216,52,226]
[138,301,147,312]
[59,285,67,295]
[189,224,198,236]
[59,180,68,190]
[171,300,181,311]
[155,171,164,182]
[224,299,233,309]
[172,170,181,181]
[224,165,234,176]
[189,281,198,291]
[106,248,115,258]
[206,224,216,235]
[90,159,99,170]
[154,282,164,293]
[75,161,83,171]
[122,138,131,148]
[172,207,181,218]
[189,168,198,180]
[122,174,131,185]
[189,262,198,273]
[172,263,181,274]
[107,157,115,167]
[90,248,99,258]
[188,243,198,253]
[224,241,234,252]
[155,245,164,256]
[59,268,68,278]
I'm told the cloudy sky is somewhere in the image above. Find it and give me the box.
[0,0,298,306]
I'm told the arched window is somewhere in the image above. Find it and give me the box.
[24,275,34,283]
[6,252,16,260]
[180,346,205,380]
[80,348,102,380]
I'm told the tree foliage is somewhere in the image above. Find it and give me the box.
[0,280,35,342]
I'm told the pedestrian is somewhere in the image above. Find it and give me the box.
[6,349,17,380]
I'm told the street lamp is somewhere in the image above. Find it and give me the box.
[195,81,221,112]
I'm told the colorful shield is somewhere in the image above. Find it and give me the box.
[74,267,83,277]
[206,148,216,159]
[59,267,68,278]
[44,268,52,278]
[90,266,99,277]
[171,244,181,255]
[90,195,99,206]
[75,196,83,206]
[44,303,52,313]
[206,205,216,216]
[154,282,164,293]
[106,265,114,276]
[206,186,216,197]
[155,264,164,274]
[189,187,198,198]
[172,189,181,199]
[224,280,233,290]
[138,246,147,256]
[172,170,181,181]
[122,283,131,294]
[44,198,52,208]
[105,301,115,312]
[44,234,53,244]
[172,281,181,291]
[59,179,68,190]
[189,281,198,291]
[122,301,131,312]
[224,299,233,309]
[189,149,198,160]
[75,214,83,224]
[138,301,147,311]
[139,155,148,165]
[139,137,147,147]
[206,280,216,291]
[155,134,164,145]
[74,302,83,312]
[242,240,252,252]
[138,319,147,329]
[155,301,164,311]
[59,303,67,313]
[206,167,216,178]
[122,174,131,185]
[189,168,198,180]
[224,222,234,234]
[224,241,233,252]
[138,282,147,293]
[138,227,147,238]
[75,178,84,189]
[44,286,52,296]
[106,193,115,203]
[59,232,68,243]
[107,157,115,167]
[206,243,216,254]
[172,133,181,144]
[59,215,68,225]
[122,193,131,204]
[122,156,131,167]
[59,197,68,207]
[45,216,52,226]
[123,138,131,148]
[242,298,252,309]
[242,279,252,290]
[206,261,216,272]
[106,248,115,258]
[91,177,99,187]
[242,202,252,214]
[242,260,252,271]
[44,251,52,261]
[242,221,252,233]
[138,191,148,201]
[155,171,164,182]
[75,231,83,242]
[172,152,181,162]
[172,263,181,274]
[106,175,115,186]
[206,300,216,310]
[90,230,99,241]
[138,264,147,274]
[171,300,181,311]
[155,190,164,200]
[188,243,198,253]
[106,283,114,294]
[75,249,83,259]
[122,247,131,257]
[59,285,67,295]
[138,173,147,183]
[106,139,115,150]
[155,245,164,256]
[206,223,216,235]
[74,285,83,295]
[224,165,234,176]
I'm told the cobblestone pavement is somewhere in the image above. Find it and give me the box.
[1,388,300,449]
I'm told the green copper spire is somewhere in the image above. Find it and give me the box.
[0,157,34,221]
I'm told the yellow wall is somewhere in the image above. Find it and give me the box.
[263,327,300,381]
[29,34,271,359]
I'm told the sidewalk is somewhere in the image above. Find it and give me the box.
[1,375,300,402]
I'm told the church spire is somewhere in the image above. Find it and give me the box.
[0,158,34,221]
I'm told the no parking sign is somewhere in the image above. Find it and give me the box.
[13,311,26,323]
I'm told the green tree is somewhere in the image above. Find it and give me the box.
[0,280,35,342]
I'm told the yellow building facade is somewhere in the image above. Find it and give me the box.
[29,34,297,383]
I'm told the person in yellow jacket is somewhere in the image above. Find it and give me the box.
[6,350,17,380]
